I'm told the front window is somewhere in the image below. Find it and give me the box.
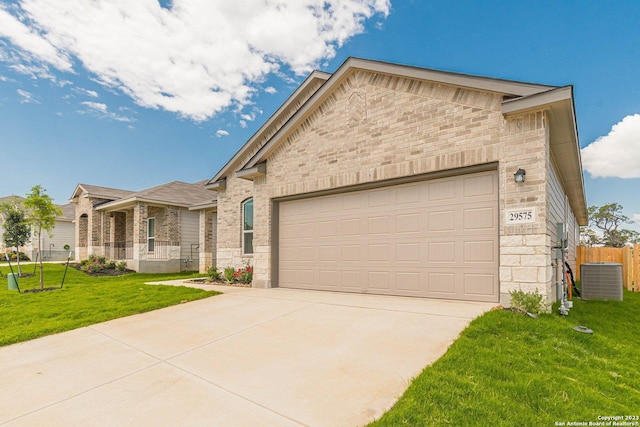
[148,217,155,252]
[242,199,253,255]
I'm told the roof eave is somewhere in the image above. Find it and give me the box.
[236,162,267,181]
[188,201,218,211]
[96,197,194,211]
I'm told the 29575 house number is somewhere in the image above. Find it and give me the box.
[506,208,536,224]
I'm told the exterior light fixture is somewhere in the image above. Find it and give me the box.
[514,168,526,184]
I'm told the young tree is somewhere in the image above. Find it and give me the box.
[23,185,62,289]
[0,200,31,276]
[581,203,640,248]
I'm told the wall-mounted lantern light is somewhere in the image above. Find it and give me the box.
[514,168,526,184]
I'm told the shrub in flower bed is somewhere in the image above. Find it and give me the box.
[76,255,130,276]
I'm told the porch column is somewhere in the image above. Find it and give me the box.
[133,203,148,261]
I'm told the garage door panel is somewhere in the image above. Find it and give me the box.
[428,210,456,232]
[278,170,498,302]
[396,213,420,233]
[396,243,420,262]
[368,188,392,207]
[341,218,362,235]
[464,240,497,263]
[464,273,496,299]
[463,174,496,197]
[368,271,391,291]
[428,179,456,201]
[428,241,456,263]
[341,271,362,291]
[427,272,457,295]
[396,183,422,205]
[396,272,420,292]
[368,215,391,234]
[463,207,495,230]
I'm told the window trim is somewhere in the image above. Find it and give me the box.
[242,198,254,255]
[147,217,155,252]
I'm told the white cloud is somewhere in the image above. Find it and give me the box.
[80,101,135,122]
[17,88,39,103]
[581,114,640,179]
[81,101,107,113]
[240,113,255,122]
[0,5,73,72]
[0,0,390,122]
[216,129,230,137]
[264,86,277,94]
[239,120,247,128]
[73,87,98,98]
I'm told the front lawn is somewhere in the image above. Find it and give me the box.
[0,263,217,347]
[370,290,640,426]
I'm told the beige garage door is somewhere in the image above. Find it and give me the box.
[278,170,499,302]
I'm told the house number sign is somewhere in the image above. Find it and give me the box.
[505,207,536,224]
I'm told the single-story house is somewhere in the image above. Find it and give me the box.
[0,195,76,261]
[70,181,215,273]
[196,57,587,305]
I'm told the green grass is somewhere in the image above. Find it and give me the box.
[370,290,640,426]
[0,263,218,347]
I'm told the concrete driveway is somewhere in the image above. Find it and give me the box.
[0,285,494,427]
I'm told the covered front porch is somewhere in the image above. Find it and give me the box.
[80,203,197,273]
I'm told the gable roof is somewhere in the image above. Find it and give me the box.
[95,180,216,211]
[205,57,557,186]
[57,203,76,222]
[1,195,75,222]
[242,57,558,171]
[70,184,135,202]
[0,195,24,205]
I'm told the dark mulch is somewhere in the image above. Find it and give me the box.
[69,263,135,277]
[184,278,252,288]
[20,287,62,293]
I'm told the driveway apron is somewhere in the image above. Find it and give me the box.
[0,286,493,426]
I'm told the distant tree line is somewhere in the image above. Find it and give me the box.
[580,202,639,248]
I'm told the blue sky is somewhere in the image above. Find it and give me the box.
[1,0,639,230]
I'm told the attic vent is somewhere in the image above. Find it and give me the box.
[580,262,623,301]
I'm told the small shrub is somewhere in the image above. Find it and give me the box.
[2,251,30,262]
[509,289,549,314]
[86,263,103,274]
[207,266,222,281]
[224,267,236,283]
[79,256,126,274]
[234,265,253,284]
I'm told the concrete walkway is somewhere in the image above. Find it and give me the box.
[0,284,494,426]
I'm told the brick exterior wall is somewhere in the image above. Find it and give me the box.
[199,210,216,272]
[213,68,580,304]
[73,185,193,272]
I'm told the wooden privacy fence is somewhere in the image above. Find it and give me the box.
[576,245,639,291]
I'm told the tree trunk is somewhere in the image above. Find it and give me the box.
[37,228,44,290]
[15,246,22,276]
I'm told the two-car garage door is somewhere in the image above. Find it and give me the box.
[277,170,499,302]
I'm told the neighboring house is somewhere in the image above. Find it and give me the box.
[197,57,587,306]
[69,181,215,273]
[0,195,76,261]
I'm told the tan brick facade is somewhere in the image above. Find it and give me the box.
[207,59,586,305]
[73,190,195,272]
